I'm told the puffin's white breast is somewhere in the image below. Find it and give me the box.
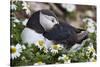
[21,27,54,48]
[21,27,45,45]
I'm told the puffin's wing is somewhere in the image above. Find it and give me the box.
[43,23,77,42]
[43,22,88,47]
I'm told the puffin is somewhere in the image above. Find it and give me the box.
[21,9,88,49]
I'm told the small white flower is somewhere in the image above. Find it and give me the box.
[11,43,22,59]
[82,18,96,33]
[21,56,26,60]
[51,49,58,54]
[13,18,20,23]
[87,25,95,33]
[82,18,95,23]
[61,4,76,12]
[92,52,97,57]
[87,19,95,33]
[13,23,16,27]
[22,19,28,26]
[22,2,29,9]
[11,34,13,38]
[87,43,95,53]
[58,54,68,60]
[88,21,94,26]
[85,51,90,57]
[35,40,46,50]
[58,54,70,63]
[11,3,17,10]
[43,48,48,53]
[34,61,45,65]
[22,1,31,15]
[50,44,63,54]
[22,45,26,49]
[64,60,71,64]
[89,57,96,62]
[26,9,31,15]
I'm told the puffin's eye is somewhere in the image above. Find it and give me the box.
[51,19,55,23]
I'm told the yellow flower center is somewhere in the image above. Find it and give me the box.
[53,45,58,50]
[11,47,16,53]
[38,40,44,46]
[64,56,68,60]
[38,61,42,64]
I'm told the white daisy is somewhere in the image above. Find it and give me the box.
[87,25,95,33]
[11,43,22,59]
[35,40,46,50]
[22,45,26,49]
[64,60,71,64]
[92,52,97,57]
[11,34,13,38]
[85,51,90,57]
[22,19,28,26]
[13,18,20,23]
[22,1,31,15]
[87,43,95,53]
[51,49,58,54]
[82,18,95,23]
[10,3,17,10]
[58,54,70,63]
[89,57,96,62]
[87,19,95,33]
[50,44,63,54]
[13,23,16,27]
[43,48,48,53]
[61,4,76,12]
[22,2,29,9]
[34,61,45,65]
[82,18,96,33]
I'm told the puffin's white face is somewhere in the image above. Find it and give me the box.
[40,12,59,31]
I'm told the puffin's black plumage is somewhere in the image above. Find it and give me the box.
[43,22,88,49]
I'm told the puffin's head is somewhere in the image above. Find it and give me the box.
[26,10,59,33]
